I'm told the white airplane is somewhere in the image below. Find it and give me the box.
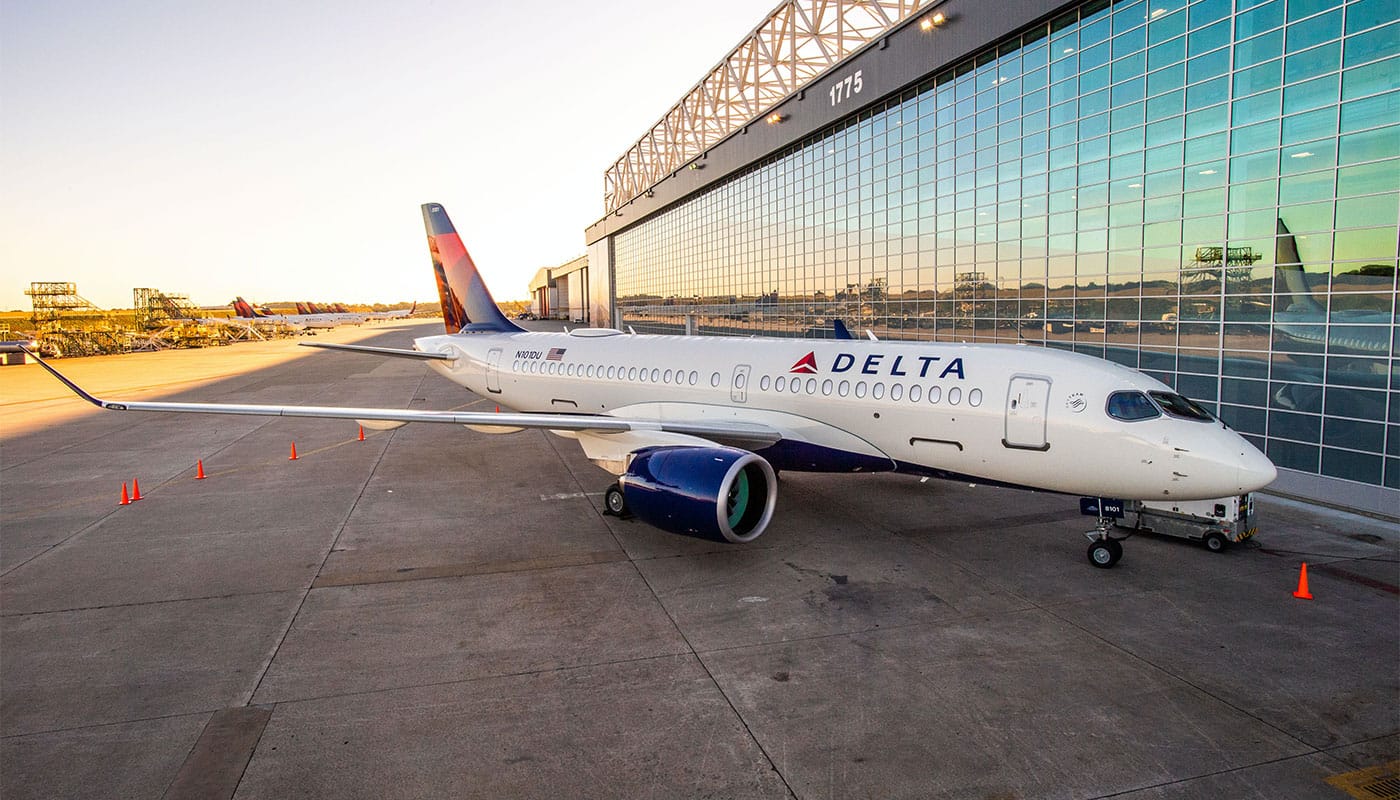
[366,302,417,321]
[8,203,1276,568]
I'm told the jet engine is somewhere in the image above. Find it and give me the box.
[620,446,777,542]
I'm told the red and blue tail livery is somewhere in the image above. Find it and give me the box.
[422,203,524,335]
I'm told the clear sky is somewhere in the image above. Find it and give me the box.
[0,0,774,310]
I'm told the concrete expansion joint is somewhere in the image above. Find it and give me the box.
[0,587,294,619]
[240,373,420,709]
[237,651,700,711]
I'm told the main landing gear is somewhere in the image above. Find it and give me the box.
[1085,516,1130,568]
[603,483,629,518]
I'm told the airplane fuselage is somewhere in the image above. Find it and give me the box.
[413,329,1275,502]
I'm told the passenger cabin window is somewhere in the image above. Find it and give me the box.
[1149,391,1214,422]
[1106,391,1161,421]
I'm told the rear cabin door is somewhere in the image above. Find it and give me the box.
[731,364,751,403]
[486,347,503,394]
[1004,375,1050,450]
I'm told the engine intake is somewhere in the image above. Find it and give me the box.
[620,446,777,542]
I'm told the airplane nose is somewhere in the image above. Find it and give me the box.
[1238,445,1277,493]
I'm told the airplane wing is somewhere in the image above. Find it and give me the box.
[298,342,453,361]
[7,343,781,448]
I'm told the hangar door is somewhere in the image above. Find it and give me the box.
[1004,375,1050,450]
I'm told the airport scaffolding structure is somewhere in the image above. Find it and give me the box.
[19,281,299,359]
[130,287,272,350]
[24,281,132,358]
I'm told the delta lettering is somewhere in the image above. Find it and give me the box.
[829,353,965,380]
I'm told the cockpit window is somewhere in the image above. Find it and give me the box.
[1106,391,1160,421]
[1149,391,1215,422]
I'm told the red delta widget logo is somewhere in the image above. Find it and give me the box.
[789,351,965,379]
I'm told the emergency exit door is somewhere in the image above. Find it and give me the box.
[486,348,503,394]
[731,364,751,403]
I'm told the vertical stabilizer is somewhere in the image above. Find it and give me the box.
[232,298,262,319]
[421,203,524,334]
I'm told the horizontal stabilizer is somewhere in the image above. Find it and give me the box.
[299,342,454,360]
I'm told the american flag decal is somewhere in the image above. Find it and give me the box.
[546,348,567,361]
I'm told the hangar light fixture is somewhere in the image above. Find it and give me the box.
[920,12,946,30]
[766,112,786,124]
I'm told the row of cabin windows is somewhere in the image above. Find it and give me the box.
[512,358,985,408]
[758,374,985,407]
[514,359,714,387]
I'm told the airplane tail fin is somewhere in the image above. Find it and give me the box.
[232,297,259,319]
[295,302,310,315]
[421,203,524,334]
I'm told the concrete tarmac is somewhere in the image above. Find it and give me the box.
[2,320,1396,799]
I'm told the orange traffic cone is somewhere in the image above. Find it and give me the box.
[1292,562,1313,600]
[358,426,365,441]
[131,478,142,501]
[289,442,298,460]
[119,483,130,506]
[195,460,206,480]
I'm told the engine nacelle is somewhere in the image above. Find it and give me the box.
[620,446,777,543]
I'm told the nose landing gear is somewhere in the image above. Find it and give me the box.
[1085,516,1129,568]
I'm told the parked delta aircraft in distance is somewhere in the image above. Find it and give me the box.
[232,298,342,329]
[8,204,1277,568]
[366,302,417,321]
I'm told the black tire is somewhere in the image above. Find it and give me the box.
[604,485,628,517]
[1203,531,1227,552]
[1087,539,1122,568]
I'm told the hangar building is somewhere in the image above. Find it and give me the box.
[584,0,1398,516]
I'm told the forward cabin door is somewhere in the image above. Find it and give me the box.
[486,347,503,394]
[1004,375,1050,450]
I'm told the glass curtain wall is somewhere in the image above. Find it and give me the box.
[613,0,1399,491]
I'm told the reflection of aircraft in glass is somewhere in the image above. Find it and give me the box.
[1269,218,1393,424]
[1273,218,1394,358]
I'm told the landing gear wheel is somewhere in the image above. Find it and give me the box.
[1087,538,1123,568]
[603,484,628,517]
[1203,531,1227,553]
